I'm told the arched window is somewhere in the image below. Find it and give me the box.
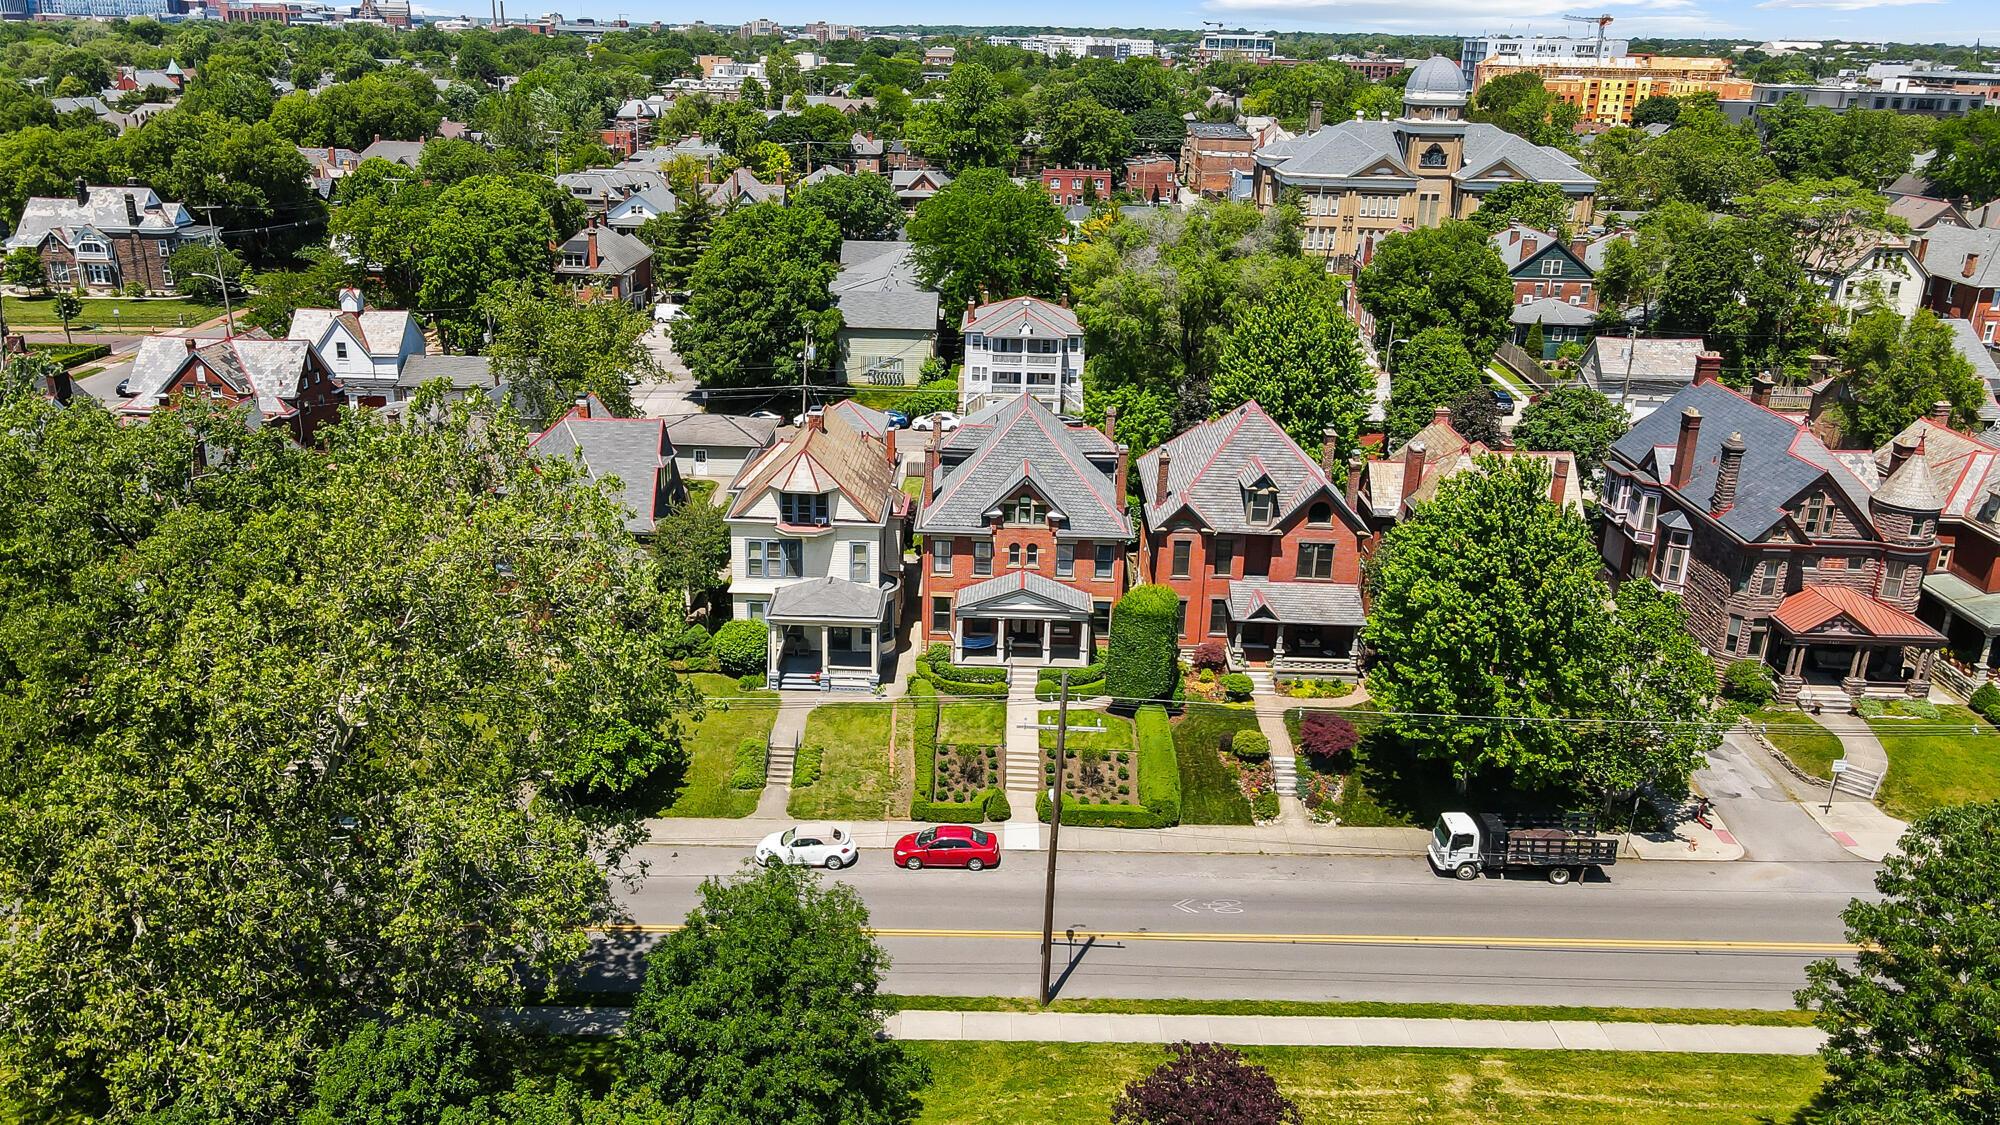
[1420,143,1449,169]
[1307,502,1333,527]
[1026,544,1040,567]
[1008,543,1022,566]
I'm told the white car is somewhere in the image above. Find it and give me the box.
[912,411,961,432]
[756,823,858,870]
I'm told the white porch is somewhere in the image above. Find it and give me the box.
[764,576,894,691]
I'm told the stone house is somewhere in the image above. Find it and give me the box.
[120,335,343,443]
[4,180,214,294]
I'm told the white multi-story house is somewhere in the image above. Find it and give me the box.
[286,288,427,408]
[1811,234,1925,318]
[957,297,1085,416]
[724,409,907,690]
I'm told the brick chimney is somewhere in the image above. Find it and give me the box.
[1750,374,1774,408]
[884,424,897,467]
[1912,235,1928,264]
[1321,425,1339,477]
[124,193,139,225]
[74,177,88,206]
[1965,253,1981,280]
[1670,407,1702,491]
[1520,234,1538,259]
[1929,399,1953,426]
[1551,456,1570,506]
[1431,405,1451,429]
[963,296,976,329]
[921,423,941,507]
[1711,432,1744,514]
[1155,448,1173,501]
[1346,454,1364,511]
[1308,100,1323,131]
[804,409,823,433]
[1103,405,1118,443]
[1400,441,1427,509]
[1693,352,1723,386]
[1114,442,1130,503]
[585,226,599,269]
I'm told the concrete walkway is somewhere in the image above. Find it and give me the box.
[888,1010,1826,1054]
[647,814,1430,857]
[1001,669,1045,850]
[1810,709,1889,774]
[755,694,822,819]
[1750,713,1908,861]
[1254,705,1309,825]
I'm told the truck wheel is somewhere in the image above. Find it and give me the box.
[1548,866,1574,885]
[1454,862,1479,881]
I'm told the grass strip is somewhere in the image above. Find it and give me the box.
[881,994,1817,1026]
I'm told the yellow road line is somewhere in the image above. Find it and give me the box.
[597,925,1855,954]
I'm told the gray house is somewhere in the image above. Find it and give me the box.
[832,241,939,385]
[662,412,781,487]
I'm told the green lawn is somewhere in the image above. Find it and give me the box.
[888,995,1816,1026]
[1752,708,1843,780]
[1037,708,1134,753]
[3,295,222,329]
[909,1043,1826,1124]
[788,702,911,820]
[1173,704,1255,825]
[653,672,774,819]
[1871,704,2000,820]
[938,699,1004,745]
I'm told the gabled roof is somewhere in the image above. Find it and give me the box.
[1921,224,2000,288]
[825,401,892,440]
[357,139,425,166]
[705,167,784,205]
[1227,577,1365,626]
[555,227,652,277]
[962,296,1080,337]
[954,569,1091,617]
[3,185,205,250]
[727,409,896,523]
[1256,119,1594,190]
[530,407,678,533]
[397,353,494,389]
[1947,319,2000,391]
[122,336,321,420]
[606,185,678,228]
[919,396,1129,540]
[1137,401,1361,536]
[833,240,940,333]
[1771,584,1943,643]
[1361,409,1579,516]
[287,307,423,359]
[1888,194,1964,231]
[663,412,779,449]
[1511,297,1597,327]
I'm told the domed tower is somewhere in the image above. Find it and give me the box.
[1400,55,1469,123]
[1396,56,1471,194]
[1871,440,1944,612]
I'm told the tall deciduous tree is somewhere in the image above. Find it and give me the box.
[655,491,732,608]
[1511,384,1629,479]
[907,166,1065,318]
[1798,802,2000,1124]
[1923,108,2000,203]
[482,280,659,419]
[1033,86,1135,169]
[791,171,903,241]
[1385,327,1485,445]
[904,63,1023,172]
[1840,306,1985,446]
[1356,221,1514,365]
[672,201,841,389]
[1468,182,1574,239]
[1210,263,1370,473]
[0,395,692,1121]
[625,865,927,1125]
[414,174,563,349]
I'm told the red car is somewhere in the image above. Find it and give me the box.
[893,824,1000,871]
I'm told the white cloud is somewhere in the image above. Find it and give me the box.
[1201,0,1732,33]
[1756,0,1939,8]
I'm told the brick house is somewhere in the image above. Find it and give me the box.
[554,221,654,307]
[1124,155,1177,203]
[916,396,1131,666]
[1180,121,1255,198]
[4,180,214,294]
[120,335,343,443]
[1354,408,1583,530]
[1136,402,1372,674]
[1872,414,2000,692]
[1493,224,1599,310]
[1041,168,1112,206]
[1600,376,1944,703]
[1919,225,2000,346]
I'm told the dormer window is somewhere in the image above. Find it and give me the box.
[779,492,830,525]
[1800,494,1833,536]
[1307,502,1332,527]
[1246,488,1276,524]
[77,238,108,257]
[560,250,588,269]
[1012,494,1046,525]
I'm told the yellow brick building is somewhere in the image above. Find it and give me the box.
[1474,55,1752,126]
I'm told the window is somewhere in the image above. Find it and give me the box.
[1095,543,1116,577]
[931,595,951,631]
[85,263,115,286]
[1541,259,1563,276]
[746,540,801,579]
[1174,599,1188,635]
[1012,495,1047,525]
[560,250,588,269]
[1800,494,1833,536]
[50,263,71,284]
[1882,561,1909,600]
[1056,541,1074,577]
[1358,194,1396,218]
[850,542,871,584]
[1008,543,1022,567]
[1635,492,1658,534]
[692,448,708,471]
[973,541,993,576]
[335,341,348,360]
[1757,560,1782,597]
[1306,503,1332,527]
[745,600,768,620]
[1171,539,1192,578]
[1091,599,1112,634]
[1209,598,1229,637]
[780,492,830,525]
[1298,542,1335,580]
[1026,544,1040,568]
[1725,614,1743,652]
[1212,536,1235,574]
[1246,489,1275,524]
[1656,532,1690,586]
[77,238,107,257]
[1419,143,1448,169]
[1749,626,1769,658]
[158,240,172,257]
[932,539,953,575]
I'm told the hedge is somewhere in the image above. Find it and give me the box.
[907,680,995,822]
[713,619,768,677]
[728,737,767,789]
[912,649,1009,697]
[26,342,110,368]
[1105,585,1181,704]
[1037,703,1180,828]
[1972,682,2000,726]
[1721,660,1776,707]
[792,743,824,788]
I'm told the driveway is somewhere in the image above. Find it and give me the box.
[1697,733,1868,864]
[631,324,699,418]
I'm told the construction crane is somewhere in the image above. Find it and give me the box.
[1562,13,1615,61]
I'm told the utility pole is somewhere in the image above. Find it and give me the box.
[1618,326,1637,404]
[800,326,815,421]
[1039,672,1071,1006]
[199,205,235,336]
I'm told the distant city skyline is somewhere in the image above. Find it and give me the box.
[425,1,2000,48]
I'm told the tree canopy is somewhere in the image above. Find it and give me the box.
[1385,328,1486,445]
[1511,384,1630,479]
[904,63,1023,172]
[482,280,660,420]
[670,201,842,390]
[1209,262,1371,471]
[1356,222,1513,365]
[792,171,904,242]
[907,166,1066,319]
[1839,306,1986,447]
[1924,108,2000,203]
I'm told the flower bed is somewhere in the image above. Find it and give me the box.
[933,744,1000,804]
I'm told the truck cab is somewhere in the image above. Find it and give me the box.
[1428,812,1482,879]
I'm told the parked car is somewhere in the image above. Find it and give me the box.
[756,823,857,870]
[883,409,911,429]
[893,824,1000,871]
[748,410,783,420]
[652,302,682,324]
[912,411,961,432]
[1490,387,1515,410]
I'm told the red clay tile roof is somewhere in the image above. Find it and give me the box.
[1770,584,1943,642]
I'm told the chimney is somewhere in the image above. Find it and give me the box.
[1889,437,1915,475]
[1400,441,1428,508]
[1155,447,1173,501]
[183,337,197,352]
[1750,374,1774,408]
[1521,235,1538,259]
[1809,354,1833,382]
[1103,405,1118,443]
[1966,253,1981,280]
[1930,400,1953,426]
[1711,432,1744,514]
[74,176,89,206]
[1432,405,1451,429]
[884,424,897,467]
[585,227,599,269]
[1670,407,1702,491]
[921,424,941,507]
[1308,100,1323,131]
[805,410,824,433]
[963,296,976,329]
[124,193,139,225]
[1321,425,1339,477]
[1694,352,1723,386]
[1551,456,1570,507]
[1115,442,1131,502]
[1346,454,1364,512]
[1913,235,1928,264]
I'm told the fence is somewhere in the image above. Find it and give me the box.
[1493,341,1553,391]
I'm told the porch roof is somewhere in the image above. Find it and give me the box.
[765,577,890,624]
[1922,570,2000,633]
[955,570,1092,619]
[1770,583,1944,645]
[1227,577,1366,627]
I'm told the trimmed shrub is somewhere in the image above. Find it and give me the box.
[1971,682,2000,726]
[1040,704,1181,827]
[713,619,768,676]
[665,621,714,661]
[909,682,992,821]
[982,789,1012,822]
[1105,585,1182,705]
[1220,672,1254,702]
[1230,731,1271,761]
[736,672,767,691]
[792,743,824,788]
[1854,698,1886,718]
[1189,640,1228,672]
[728,737,767,789]
[1721,660,1776,707]
[1250,790,1280,821]
[1298,711,1360,771]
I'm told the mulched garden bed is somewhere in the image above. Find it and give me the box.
[933,744,999,804]
[1045,747,1136,804]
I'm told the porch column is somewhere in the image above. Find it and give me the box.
[820,626,830,676]
[1980,633,1995,670]
[1786,644,1806,677]
[869,625,880,680]
[1041,618,1050,658]
[768,621,780,679]
[1847,647,1867,680]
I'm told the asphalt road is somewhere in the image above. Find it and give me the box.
[590,847,1875,1010]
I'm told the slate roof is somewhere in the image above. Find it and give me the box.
[1255,118,1595,190]
[530,410,677,533]
[1137,401,1361,536]
[1922,224,2000,288]
[832,240,940,333]
[1402,55,1465,103]
[1227,577,1366,626]
[727,410,896,524]
[704,168,784,205]
[766,576,891,622]
[4,185,207,251]
[1581,337,1707,399]
[1608,379,1875,542]
[357,139,425,167]
[1873,447,1949,511]
[1360,410,1580,517]
[122,336,319,420]
[555,227,652,277]
[662,412,779,449]
[1947,319,2000,391]
[919,396,1128,540]
[397,353,494,389]
[606,185,678,229]
[556,166,665,205]
[954,569,1092,615]
[287,307,423,358]
[1888,194,1964,230]
[1186,121,1251,141]
[1511,297,1597,327]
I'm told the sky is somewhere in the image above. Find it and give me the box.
[448,0,2000,47]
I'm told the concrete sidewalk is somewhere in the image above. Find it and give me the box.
[646,815,1432,857]
[888,1009,1826,1054]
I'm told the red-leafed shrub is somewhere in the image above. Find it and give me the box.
[1298,711,1359,771]
[1189,640,1228,672]
[1111,1041,1301,1125]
